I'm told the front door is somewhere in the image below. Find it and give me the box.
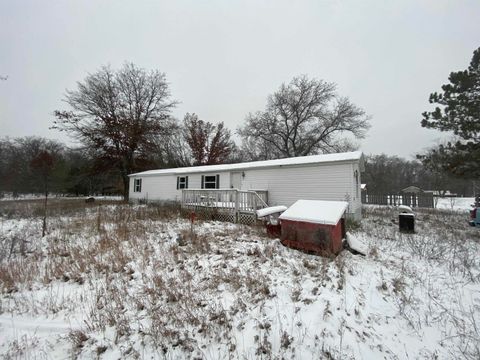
[231,172,242,189]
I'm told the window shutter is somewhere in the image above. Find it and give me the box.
[201,175,204,189]
[186,176,189,189]
[176,177,179,190]
[216,174,220,189]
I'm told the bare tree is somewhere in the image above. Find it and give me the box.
[237,135,283,161]
[30,150,55,237]
[150,124,192,168]
[53,63,177,198]
[0,137,65,196]
[238,75,370,159]
[183,113,235,165]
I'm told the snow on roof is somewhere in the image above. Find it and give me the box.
[256,205,288,218]
[279,200,348,225]
[401,186,424,193]
[129,151,363,177]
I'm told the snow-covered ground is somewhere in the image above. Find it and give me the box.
[436,197,475,211]
[0,193,124,202]
[0,202,479,359]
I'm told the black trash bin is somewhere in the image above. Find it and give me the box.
[399,213,415,233]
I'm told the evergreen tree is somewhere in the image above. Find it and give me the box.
[420,47,480,178]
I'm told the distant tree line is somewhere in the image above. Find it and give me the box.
[2,137,474,198]
[0,137,120,197]
[0,138,475,199]
[363,154,475,196]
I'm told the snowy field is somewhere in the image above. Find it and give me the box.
[0,193,124,202]
[0,201,479,359]
[435,197,475,211]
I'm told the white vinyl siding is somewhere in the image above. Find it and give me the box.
[129,175,178,201]
[240,163,361,218]
[129,171,231,202]
[129,163,362,220]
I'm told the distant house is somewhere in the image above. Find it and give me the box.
[128,151,364,220]
[424,190,457,197]
[401,186,424,194]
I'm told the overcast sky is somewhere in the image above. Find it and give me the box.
[1,0,479,159]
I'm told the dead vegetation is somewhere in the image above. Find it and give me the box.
[361,205,480,358]
[0,201,479,358]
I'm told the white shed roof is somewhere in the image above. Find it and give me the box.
[279,200,348,225]
[129,151,363,177]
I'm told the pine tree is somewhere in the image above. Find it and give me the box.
[420,47,480,178]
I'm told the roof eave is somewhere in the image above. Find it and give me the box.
[128,156,363,177]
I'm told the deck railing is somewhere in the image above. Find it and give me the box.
[181,189,268,224]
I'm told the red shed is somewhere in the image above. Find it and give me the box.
[279,200,348,255]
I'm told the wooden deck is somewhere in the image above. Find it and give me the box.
[181,189,268,224]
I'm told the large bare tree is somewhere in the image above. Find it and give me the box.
[183,113,235,165]
[53,63,177,198]
[238,75,370,159]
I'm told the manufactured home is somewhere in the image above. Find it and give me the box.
[128,151,364,221]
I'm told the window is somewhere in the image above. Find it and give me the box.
[201,174,219,189]
[134,178,142,193]
[176,176,189,189]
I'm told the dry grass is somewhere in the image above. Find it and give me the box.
[1,200,280,356]
[361,205,480,359]
[1,201,479,359]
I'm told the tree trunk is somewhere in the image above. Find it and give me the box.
[122,151,135,201]
[42,187,48,237]
[122,172,129,201]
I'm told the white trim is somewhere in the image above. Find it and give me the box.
[203,175,217,189]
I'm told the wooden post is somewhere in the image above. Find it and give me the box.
[235,189,239,223]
